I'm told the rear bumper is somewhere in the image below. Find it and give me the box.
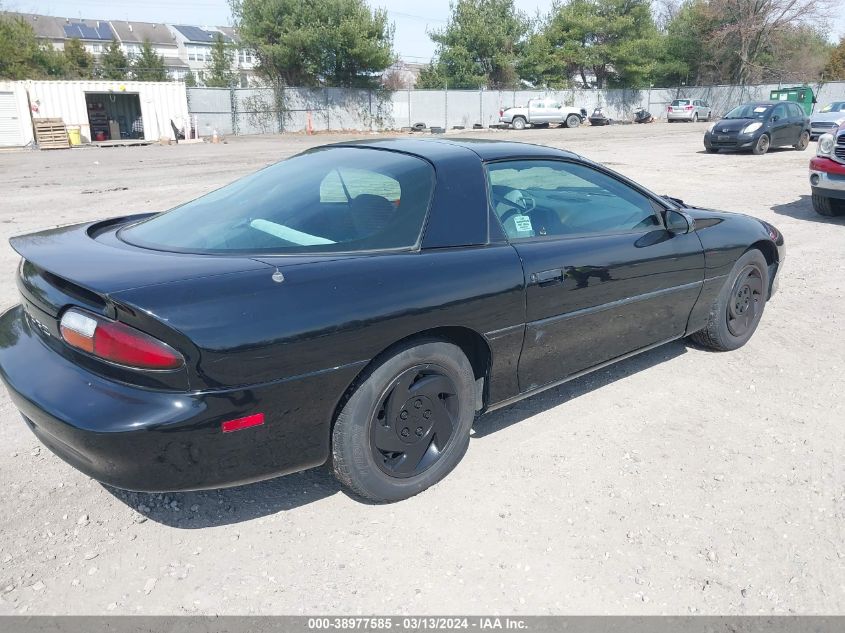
[810,157,845,201]
[810,124,840,138]
[0,305,363,492]
[668,111,695,120]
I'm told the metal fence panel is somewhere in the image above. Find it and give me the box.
[409,90,446,129]
[187,87,233,136]
[234,87,279,135]
[187,81,845,135]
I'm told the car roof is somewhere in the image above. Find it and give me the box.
[326,137,578,163]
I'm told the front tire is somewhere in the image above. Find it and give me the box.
[689,249,769,351]
[793,130,810,151]
[565,114,581,128]
[332,340,476,503]
[511,117,527,131]
[812,193,845,217]
[752,134,770,155]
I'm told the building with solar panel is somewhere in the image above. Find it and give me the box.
[169,24,257,87]
[4,12,258,87]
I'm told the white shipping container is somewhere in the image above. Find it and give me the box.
[24,80,189,143]
[0,81,34,147]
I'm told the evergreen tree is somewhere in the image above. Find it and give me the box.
[204,33,236,87]
[100,37,129,80]
[63,38,95,79]
[132,39,168,81]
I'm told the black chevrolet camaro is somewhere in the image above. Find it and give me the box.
[0,139,784,502]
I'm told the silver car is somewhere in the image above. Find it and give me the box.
[810,101,845,140]
[667,99,712,122]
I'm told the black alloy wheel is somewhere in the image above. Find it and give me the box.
[689,249,769,351]
[370,366,458,478]
[726,264,763,337]
[331,340,475,502]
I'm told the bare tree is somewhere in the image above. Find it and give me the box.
[709,0,833,84]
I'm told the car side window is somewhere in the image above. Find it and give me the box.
[790,103,804,118]
[487,160,661,240]
[772,104,788,120]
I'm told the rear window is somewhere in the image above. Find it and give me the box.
[121,147,435,254]
[672,100,690,106]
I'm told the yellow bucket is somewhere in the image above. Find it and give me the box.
[67,126,81,146]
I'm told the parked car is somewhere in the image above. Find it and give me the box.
[0,139,784,503]
[810,125,845,216]
[499,99,585,130]
[809,101,845,140]
[704,101,810,155]
[667,99,712,122]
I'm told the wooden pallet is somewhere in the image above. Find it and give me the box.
[33,118,70,150]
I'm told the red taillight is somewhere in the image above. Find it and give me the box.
[499,109,504,117]
[685,105,693,110]
[60,309,183,370]
[667,106,672,111]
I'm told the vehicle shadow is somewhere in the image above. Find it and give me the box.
[105,340,688,528]
[472,340,687,438]
[694,147,796,155]
[772,195,845,224]
[103,465,347,529]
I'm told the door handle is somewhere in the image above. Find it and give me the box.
[531,268,563,285]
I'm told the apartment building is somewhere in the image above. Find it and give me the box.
[3,12,257,84]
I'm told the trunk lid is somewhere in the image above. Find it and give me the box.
[11,215,273,317]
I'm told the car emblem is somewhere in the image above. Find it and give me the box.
[25,307,52,338]
[721,128,729,133]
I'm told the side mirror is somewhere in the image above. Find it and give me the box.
[665,209,694,234]
[771,115,779,122]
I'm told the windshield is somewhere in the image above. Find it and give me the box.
[724,103,773,119]
[820,102,845,113]
[121,147,435,254]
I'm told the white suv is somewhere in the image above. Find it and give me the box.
[499,99,586,130]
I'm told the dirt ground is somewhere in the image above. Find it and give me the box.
[0,123,843,616]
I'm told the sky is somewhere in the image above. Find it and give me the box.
[6,0,845,63]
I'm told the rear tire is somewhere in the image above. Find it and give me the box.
[511,117,527,130]
[689,249,769,352]
[752,134,770,155]
[565,114,581,128]
[331,340,476,503]
[793,130,810,151]
[812,193,845,217]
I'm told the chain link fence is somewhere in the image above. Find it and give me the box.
[187,81,845,136]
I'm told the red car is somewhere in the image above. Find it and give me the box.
[810,124,845,216]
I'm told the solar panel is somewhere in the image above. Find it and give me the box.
[62,21,114,41]
[174,25,230,43]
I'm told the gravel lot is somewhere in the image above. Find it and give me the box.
[0,122,843,616]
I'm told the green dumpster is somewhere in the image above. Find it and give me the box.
[769,86,815,115]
